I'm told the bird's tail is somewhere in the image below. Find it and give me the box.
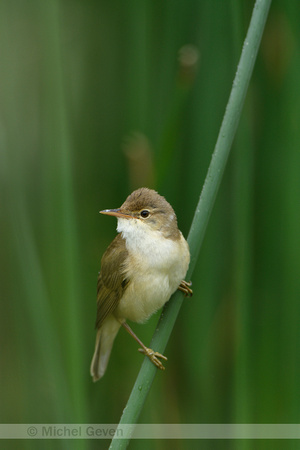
[90,316,121,382]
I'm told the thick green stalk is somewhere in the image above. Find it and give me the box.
[109,0,272,448]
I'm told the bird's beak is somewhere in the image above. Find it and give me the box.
[100,208,132,219]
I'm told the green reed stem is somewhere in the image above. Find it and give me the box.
[109,0,272,448]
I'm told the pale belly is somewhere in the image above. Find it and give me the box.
[116,270,177,323]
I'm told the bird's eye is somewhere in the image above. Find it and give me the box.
[140,210,150,218]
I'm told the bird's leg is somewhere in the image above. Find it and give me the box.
[178,280,193,297]
[120,321,167,370]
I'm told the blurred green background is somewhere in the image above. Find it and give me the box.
[1,1,300,449]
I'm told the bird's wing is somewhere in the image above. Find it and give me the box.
[95,233,129,329]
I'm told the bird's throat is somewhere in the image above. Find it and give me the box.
[117,217,185,272]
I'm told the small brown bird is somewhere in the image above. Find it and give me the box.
[90,188,192,381]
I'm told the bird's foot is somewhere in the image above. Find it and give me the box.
[178,280,193,297]
[138,347,167,370]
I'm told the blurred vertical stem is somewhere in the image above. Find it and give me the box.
[230,2,255,443]
[38,0,87,425]
[156,45,199,188]
[109,0,272,448]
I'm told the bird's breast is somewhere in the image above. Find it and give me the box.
[115,228,190,323]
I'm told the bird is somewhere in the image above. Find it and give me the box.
[90,187,192,381]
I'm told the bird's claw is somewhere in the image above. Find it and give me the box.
[178,280,193,297]
[138,347,167,370]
